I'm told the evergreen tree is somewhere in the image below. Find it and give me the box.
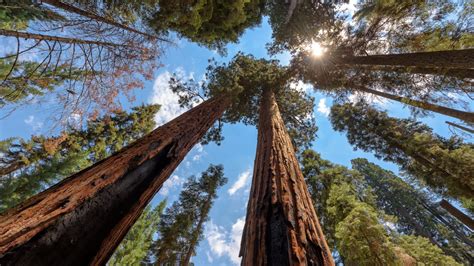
[352,0,473,54]
[0,59,82,107]
[330,102,474,205]
[0,1,162,123]
[108,200,166,266]
[351,158,474,264]
[170,53,317,151]
[148,0,264,53]
[150,165,227,265]
[300,150,465,265]
[0,95,230,265]
[292,50,474,123]
[0,1,64,30]
[0,104,160,212]
[265,0,336,55]
[41,0,159,40]
[272,1,473,120]
[172,53,329,264]
[301,149,399,264]
[394,235,463,266]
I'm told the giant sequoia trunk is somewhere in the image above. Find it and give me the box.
[240,88,334,266]
[42,0,161,41]
[358,87,474,124]
[0,95,230,265]
[360,65,474,79]
[439,199,474,230]
[339,49,474,70]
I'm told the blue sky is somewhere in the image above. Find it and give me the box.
[1,10,472,266]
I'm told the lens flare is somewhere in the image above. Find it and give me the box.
[309,42,326,57]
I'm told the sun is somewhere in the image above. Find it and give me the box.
[309,41,326,57]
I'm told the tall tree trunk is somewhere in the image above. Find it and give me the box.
[439,199,474,231]
[0,161,21,177]
[181,197,211,266]
[0,28,127,47]
[446,121,474,134]
[0,95,230,266]
[360,65,474,79]
[240,88,334,266]
[357,86,474,124]
[339,49,474,69]
[42,0,165,42]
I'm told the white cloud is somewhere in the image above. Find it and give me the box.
[317,98,330,116]
[159,174,184,196]
[228,168,252,195]
[192,143,205,161]
[205,217,245,265]
[24,115,43,131]
[149,68,195,127]
[206,251,214,263]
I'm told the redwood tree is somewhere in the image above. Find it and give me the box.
[335,49,474,71]
[240,88,333,265]
[293,52,474,123]
[0,94,230,265]
[169,54,330,264]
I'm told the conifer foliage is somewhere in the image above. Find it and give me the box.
[150,165,227,265]
[301,150,466,265]
[0,0,473,265]
[108,200,167,266]
[0,104,160,212]
[330,102,474,208]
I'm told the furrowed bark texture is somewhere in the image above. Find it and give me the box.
[240,88,334,266]
[340,49,474,69]
[360,65,474,79]
[0,95,230,266]
[439,199,474,230]
[358,87,474,124]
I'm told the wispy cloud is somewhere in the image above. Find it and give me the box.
[192,143,205,161]
[24,115,43,132]
[317,98,330,116]
[205,217,245,265]
[159,174,184,196]
[149,68,196,127]
[228,168,252,195]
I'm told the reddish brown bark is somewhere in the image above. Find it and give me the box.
[340,49,474,69]
[439,199,474,231]
[358,87,474,124]
[42,0,165,41]
[0,161,22,177]
[240,88,334,265]
[0,95,230,265]
[358,65,474,79]
[446,121,474,134]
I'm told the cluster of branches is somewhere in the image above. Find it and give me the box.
[0,1,166,127]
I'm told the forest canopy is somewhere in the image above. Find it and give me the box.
[0,1,472,265]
